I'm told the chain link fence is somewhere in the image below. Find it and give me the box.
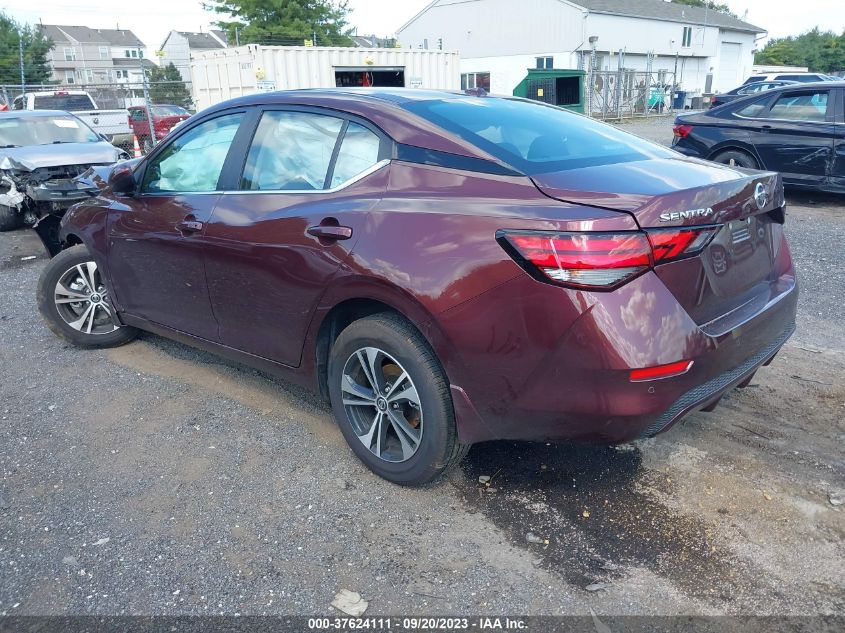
[585,69,676,120]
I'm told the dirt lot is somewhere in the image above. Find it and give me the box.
[0,117,843,618]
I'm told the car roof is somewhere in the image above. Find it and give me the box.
[0,109,75,118]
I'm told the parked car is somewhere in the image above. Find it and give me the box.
[0,110,128,232]
[743,72,837,84]
[672,81,845,192]
[12,90,133,147]
[711,80,797,107]
[127,104,191,150]
[35,90,797,485]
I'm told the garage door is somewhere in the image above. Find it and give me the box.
[717,42,742,92]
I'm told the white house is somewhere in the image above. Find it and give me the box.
[159,30,229,84]
[397,0,766,97]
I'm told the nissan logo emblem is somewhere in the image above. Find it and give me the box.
[754,182,768,210]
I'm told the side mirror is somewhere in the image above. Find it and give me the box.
[109,164,137,195]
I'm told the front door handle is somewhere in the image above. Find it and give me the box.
[307,225,353,240]
[176,219,204,234]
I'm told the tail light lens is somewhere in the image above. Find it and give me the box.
[673,124,693,138]
[498,226,717,290]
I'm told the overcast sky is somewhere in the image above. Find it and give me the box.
[4,0,844,53]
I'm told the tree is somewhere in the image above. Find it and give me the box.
[147,62,193,108]
[755,28,845,73]
[0,11,53,86]
[203,0,353,46]
[671,0,737,18]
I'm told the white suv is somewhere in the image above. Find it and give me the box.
[743,72,837,84]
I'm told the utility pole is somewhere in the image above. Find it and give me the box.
[19,36,26,95]
[235,26,240,47]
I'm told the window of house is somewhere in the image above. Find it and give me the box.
[536,56,553,70]
[124,50,130,58]
[85,69,94,83]
[131,49,138,58]
[240,111,344,191]
[65,70,75,84]
[99,46,109,59]
[460,72,491,91]
[142,113,244,193]
[64,47,76,61]
[768,91,829,122]
[682,26,692,47]
[139,49,144,58]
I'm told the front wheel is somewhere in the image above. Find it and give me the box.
[0,204,22,232]
[37,245,138,348]
[328,313,469,486]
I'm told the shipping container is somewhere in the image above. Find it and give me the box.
[190,45,461,111]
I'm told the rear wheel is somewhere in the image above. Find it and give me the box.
[37,245,138,348]
[328,313,468,486]
[711,149,759,169]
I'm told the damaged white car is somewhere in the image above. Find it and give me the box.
[0,110,128,235]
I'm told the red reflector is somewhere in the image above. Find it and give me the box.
[630,360,693,382]
[673,124,693,138]
[501,232,651,289]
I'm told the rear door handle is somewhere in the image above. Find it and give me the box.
[176,219,204,234]
[307,225,353,240]
[760,124,773,132]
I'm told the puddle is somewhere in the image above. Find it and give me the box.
[458,441,753,602]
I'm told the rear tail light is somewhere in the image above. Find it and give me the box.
[630,360,693,382]
[673,124,693,138]
[498,226,717,291]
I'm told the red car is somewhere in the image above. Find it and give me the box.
[127,104,191,149]
[36,90,797,485]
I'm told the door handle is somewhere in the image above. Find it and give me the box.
[176,219,204,234]
[307,225,353,240]
[760,124,773,132]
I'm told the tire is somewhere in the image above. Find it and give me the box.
[328,312,468,486]
[711,149,759,169]
[0,204,22,232]
[37,244,138,348]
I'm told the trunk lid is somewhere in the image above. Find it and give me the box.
[532,157,789,332]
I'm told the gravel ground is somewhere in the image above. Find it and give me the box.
[0,119,843,617]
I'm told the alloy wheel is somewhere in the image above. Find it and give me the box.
[53,261,120,335]
[341,347,423,463]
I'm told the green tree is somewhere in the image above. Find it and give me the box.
[203,0,353,46]
[755,28,845,73]
[147,62,193,108]
[0,11,53,86]
[671,0,737,18]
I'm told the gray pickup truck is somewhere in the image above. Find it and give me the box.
[12,90,133,147]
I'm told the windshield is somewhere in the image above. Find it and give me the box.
[152,105,189,117]
[0,115,100,147]
[32,94,96,110]
[403,97,675,174]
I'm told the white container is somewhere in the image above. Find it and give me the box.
[190,45,460,111]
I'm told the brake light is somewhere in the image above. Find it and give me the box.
[630,360,693,382]
[673,124,693,138]
[54,91,69,96]
[498,227,718,290]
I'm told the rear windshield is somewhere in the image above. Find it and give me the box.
[152,105,189,117]
[403,97,674,174]
[32,94,96,111]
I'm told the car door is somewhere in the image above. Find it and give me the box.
[107,110,248,339]
[748,87,835,187]
[831,87,845,190]
[202,107,390,366]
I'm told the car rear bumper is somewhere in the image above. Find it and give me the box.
[440,266,797,445]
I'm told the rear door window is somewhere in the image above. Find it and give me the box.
[735,98,770,118]
[330,122,381,188]
[768,91,830,122]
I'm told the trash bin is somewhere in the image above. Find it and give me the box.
[673,90,688,110]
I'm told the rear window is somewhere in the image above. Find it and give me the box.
[152,105,189,117]
[403,97,674,174]
[744,76,766,84]
[32,94,96,111]
[774,74,820,82]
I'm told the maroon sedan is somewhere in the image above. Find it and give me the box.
[36,89,797,485]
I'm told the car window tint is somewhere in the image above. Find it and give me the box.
[330,122,381,188]
[736,100,768,117]
[745,77,765,83]
[768,91,829,122]
[404,98,674,174]
[142,113,243,193]
[241,111,343,191]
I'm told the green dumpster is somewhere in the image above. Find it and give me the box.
[513,69,586,113]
